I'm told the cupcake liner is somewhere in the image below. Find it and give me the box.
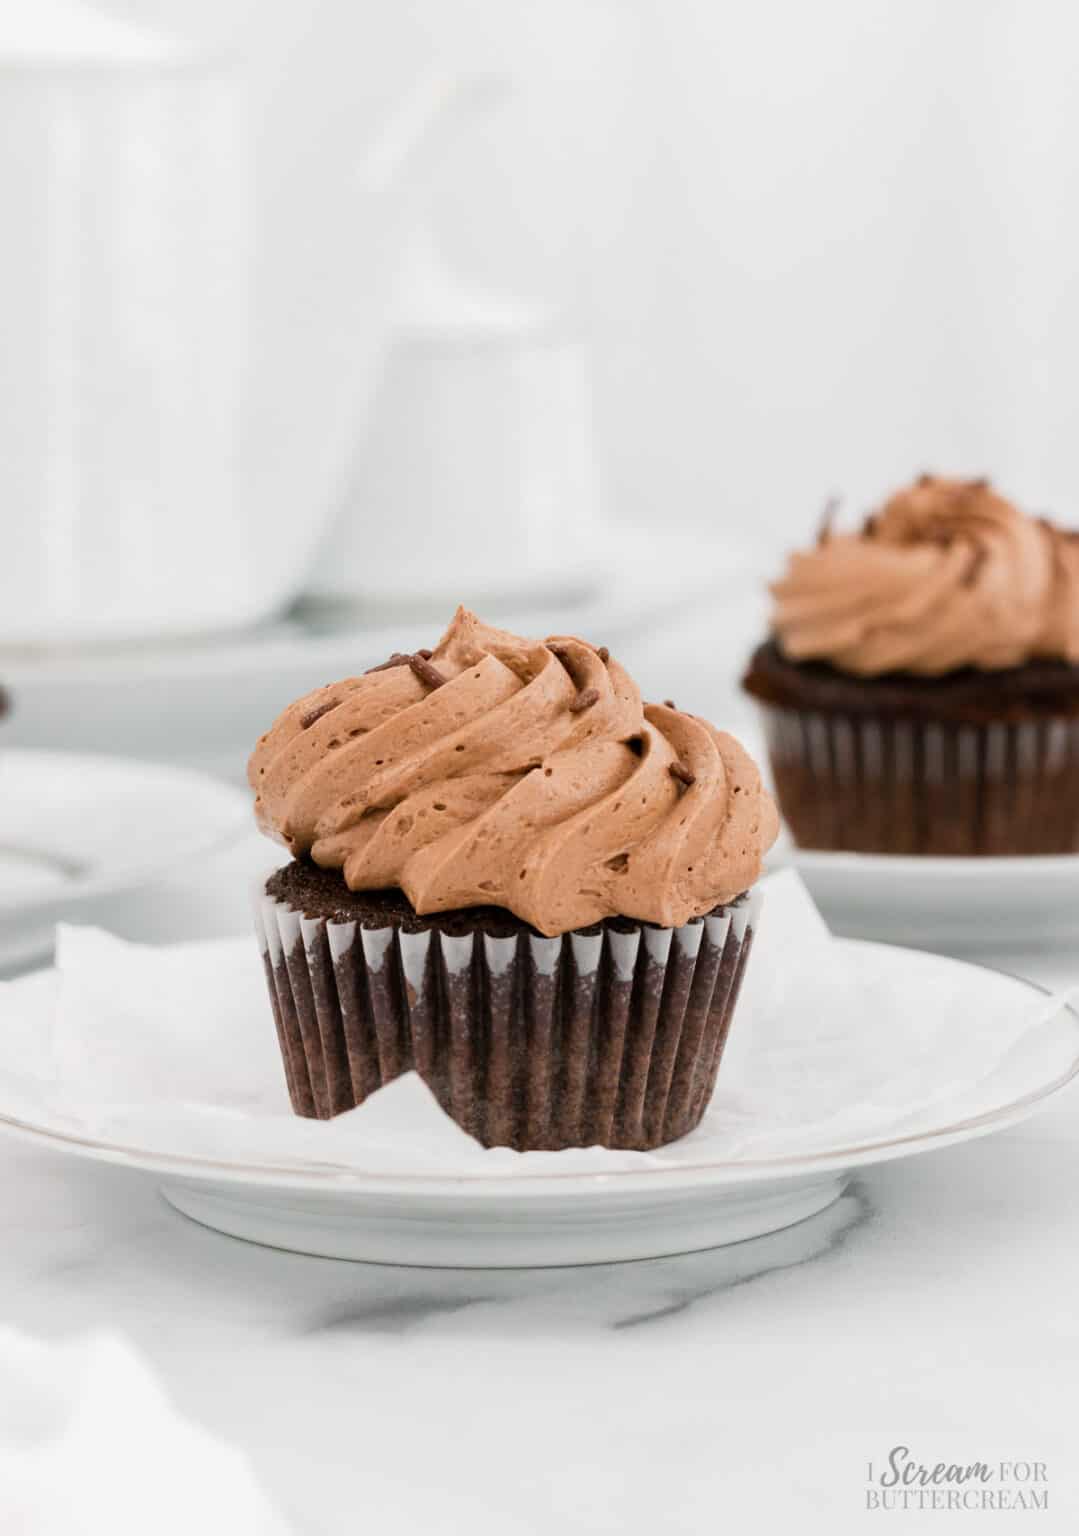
[253,888,759,1151]
[760,704,1079,855]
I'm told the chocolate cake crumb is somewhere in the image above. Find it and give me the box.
[265,859,737,938]
[743,639,1079,724]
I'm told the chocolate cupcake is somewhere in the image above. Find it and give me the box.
[248,607,778,1150]
[743,476,1079,855]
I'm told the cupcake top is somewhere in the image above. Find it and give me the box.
[770,475,1079,677]
[249,607,778,936]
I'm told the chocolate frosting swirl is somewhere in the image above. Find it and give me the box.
[771,475,1079,676]
[248,608,778,936]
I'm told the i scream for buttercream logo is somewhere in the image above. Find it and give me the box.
[865,1448,1049,1512]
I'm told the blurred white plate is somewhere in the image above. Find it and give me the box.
[779,843,1079,950]
[1,943,1074,1265]
[0,751,248,970]
[0,527,757,778]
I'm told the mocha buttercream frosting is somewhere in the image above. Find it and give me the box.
[248,607,778,936]
[771,475,1079,677]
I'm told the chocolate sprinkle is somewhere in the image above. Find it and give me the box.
[817,495,841,546]
[669,760,696,786]
[663,698,676,710]
[569,686,600,713]
[409,653,448,690]
[364,652,412,675]
[962,546,989,588]
[300,698,340,730]
[597,646,610,663]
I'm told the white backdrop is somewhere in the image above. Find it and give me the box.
[101,0,1079,554]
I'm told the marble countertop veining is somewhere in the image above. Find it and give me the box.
[4,1086,1078,1532]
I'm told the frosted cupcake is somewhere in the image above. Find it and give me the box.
[743,475,1079,854]
[249,607,778,1150]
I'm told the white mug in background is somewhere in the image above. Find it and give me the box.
[0,1,478,648]
[306,326,601,618]
[0,4,258,647]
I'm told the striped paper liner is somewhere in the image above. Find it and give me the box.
[253,888,759,1151]
[761,706,1079,855]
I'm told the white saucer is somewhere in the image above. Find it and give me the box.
[0,750,249,971]
[783,845,1079,950]
[1,942,1074,1267]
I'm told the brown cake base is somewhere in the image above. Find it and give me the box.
[743,641,1079,855]
[253,861,758,1151]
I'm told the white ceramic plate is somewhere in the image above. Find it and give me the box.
[0,942,1075,1267]
[0,750,249,971]
[780,844,1079,950]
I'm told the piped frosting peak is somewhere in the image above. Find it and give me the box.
[249,608,777,936]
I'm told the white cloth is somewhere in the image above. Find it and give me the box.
[0,1330,290,1535]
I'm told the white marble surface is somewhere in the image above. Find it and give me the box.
[4,611,1079,1532]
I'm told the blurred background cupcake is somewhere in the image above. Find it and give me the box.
[742,475,1079,855]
